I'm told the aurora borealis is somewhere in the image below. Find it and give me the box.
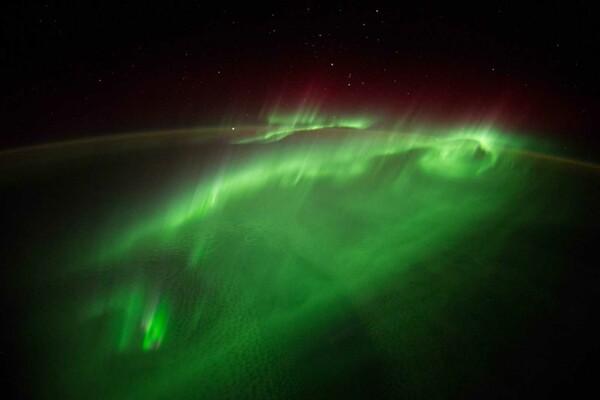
[2,2,599,399]
[1,115,598,398]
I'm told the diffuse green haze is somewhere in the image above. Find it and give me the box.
[20,119,589,399]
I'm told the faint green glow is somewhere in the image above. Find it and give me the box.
[116,286,144,352]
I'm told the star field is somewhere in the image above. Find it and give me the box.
[2,3,598,155]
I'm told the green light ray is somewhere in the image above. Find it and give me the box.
[238,107,376,142]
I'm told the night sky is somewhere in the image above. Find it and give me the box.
[3,2,598,156]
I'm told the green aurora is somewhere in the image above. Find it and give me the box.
[4,114,599,398]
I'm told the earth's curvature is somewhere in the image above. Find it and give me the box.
[1,126,599,399]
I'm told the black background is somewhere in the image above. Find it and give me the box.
[2,2,598,156]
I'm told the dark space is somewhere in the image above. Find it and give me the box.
[2,3,598,154]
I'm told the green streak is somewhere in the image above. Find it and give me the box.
[143,299,169,351]
[239,108,376,142]
[86,284,170,352]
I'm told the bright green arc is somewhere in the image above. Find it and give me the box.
[97,124,523,261]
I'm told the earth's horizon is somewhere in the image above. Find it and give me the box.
[1,126,599,399]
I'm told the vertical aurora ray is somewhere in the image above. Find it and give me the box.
[238,107,377,142]
[142,298,168,351]
[84,283,170,352]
